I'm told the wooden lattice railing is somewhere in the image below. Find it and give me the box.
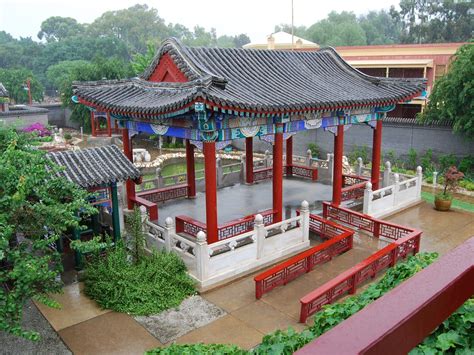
[299,203,421,323]
[254,214,354,299]
[175,209,277,241]
[341,174,369,202]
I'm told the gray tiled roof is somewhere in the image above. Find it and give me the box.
[0,83,9,98]
[47,145,141,188]
[73,38,425,116]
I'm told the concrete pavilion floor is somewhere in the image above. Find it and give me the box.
[6,201,473,354]
[156,177,333,225]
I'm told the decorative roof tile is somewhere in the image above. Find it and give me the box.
[73,38,426,117]
[46,145,140,188]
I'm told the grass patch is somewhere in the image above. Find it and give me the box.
[421,191,474,213]
[83,245,195,315]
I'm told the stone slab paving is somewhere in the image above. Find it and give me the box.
[58,312,161,355]
[134,295,226,344]
[34,282,110,331]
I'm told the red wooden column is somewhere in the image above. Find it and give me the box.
[90,111,96,137]
[286,135,293,176]
[245,137,254,184]
[106,112,112,137]
[203,141,218,244]
[122,127,135,209]
[332,125,344,206]
[185,139,196,198]
[371,120,383,190]
[273,125,284,222]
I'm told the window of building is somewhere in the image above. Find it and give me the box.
[387,104,422,119]
[356,67,387,77]
[388,68,424,78]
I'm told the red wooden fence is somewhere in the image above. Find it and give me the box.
[254,214,354,299]
[299,203,422,323]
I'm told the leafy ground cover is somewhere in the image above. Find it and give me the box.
[83,246,195,315]
[79,209,196,316]
[146,253,442,354]
[410,298,473,354]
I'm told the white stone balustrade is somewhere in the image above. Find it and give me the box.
[142,200,311,289]
[364,166,423,218]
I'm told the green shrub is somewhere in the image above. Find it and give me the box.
[407,148,418,170]
[420,149,434,173]
[83,245,195,315]
[384,150,397,166]
[439,154,457,173]
[349,145,369,165]
[307,143,320,158]
[410,298,474,354]
[458,155,474,176]
[459,179,474,191]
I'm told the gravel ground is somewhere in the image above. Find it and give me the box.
[0,300,71,355]
[134,295,226,344]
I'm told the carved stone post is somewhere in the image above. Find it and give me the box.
[300,200,310,243]
[164,217,174,252]
[255,214,265,259]
[416,166,423,199]
[357,157,363,176]
[306,149,312,166]
[328,153,334,184]
[195,231,209,281]
[363,182,373,215]
[393,173,400,207]
[264,150,271,168]
[383,161,392,188]
[433,171,438,187]
[156,167,164,188]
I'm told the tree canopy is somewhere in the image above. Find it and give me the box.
[419,43,474,139]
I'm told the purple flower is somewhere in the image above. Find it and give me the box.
[22,122,51,137]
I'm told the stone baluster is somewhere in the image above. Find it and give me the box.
[164,217,174,252]
[357,157,363,176]
[306,149,312,166]
[383,161,392,188]
[255,214,265,259]
[393,173,400,206]
[300,200,310,243]
[156,167,163,188]
[363,181,373,215]
[195,231,209,281]
[328,153,334,184]
[416,166,423,199]
[433,171,438,187]
[264,150,271,167]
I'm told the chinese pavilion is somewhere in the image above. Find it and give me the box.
[72,38,425,245]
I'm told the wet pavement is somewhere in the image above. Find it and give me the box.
[157,177,332,225]
[16,201,473,353]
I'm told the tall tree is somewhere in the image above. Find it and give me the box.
[87,4,170,54]
[37,16,85,42]
[359,10,402,45]
[0,68,43,104]
[0,128,95,339]
[306,11,367,46]
[419,43,474,139]
[390,0,473,43]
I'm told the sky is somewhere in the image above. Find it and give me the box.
[0,0,399,42]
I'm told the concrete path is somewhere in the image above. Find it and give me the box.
[17,201,474,353]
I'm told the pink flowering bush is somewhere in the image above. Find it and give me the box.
[22,122,51,137]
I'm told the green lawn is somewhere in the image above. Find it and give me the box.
[421,191,474,213]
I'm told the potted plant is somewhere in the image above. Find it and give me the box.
[434,166,464,211]
[64,132,73,144]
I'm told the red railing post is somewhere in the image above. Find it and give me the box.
[286,135,293,176]
[332,125,344,206]
[256,280,263,299]
[185,139,196,198]
[148,204,158,221]
[245,137,254,184]
[323,202,328,219]
[374,220,380,238]
[371,120,382,190]
[300,302,309,323]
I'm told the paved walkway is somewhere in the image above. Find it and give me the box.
[20,201,474,353]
